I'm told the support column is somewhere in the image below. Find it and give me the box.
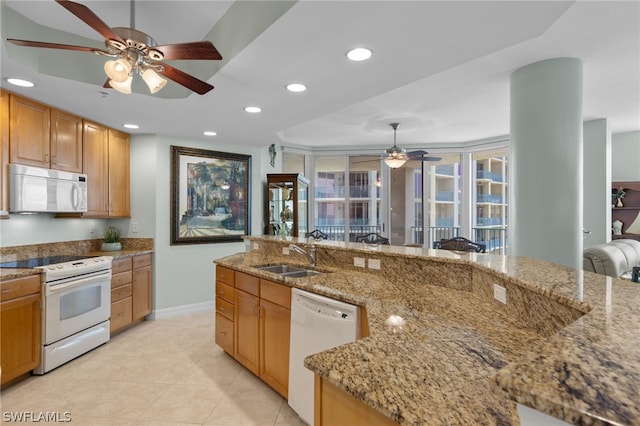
[510,58,583,269]
[583,119,611,246]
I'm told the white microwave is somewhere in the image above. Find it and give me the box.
[9,164,87,213]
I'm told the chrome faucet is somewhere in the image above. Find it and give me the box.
[289,244,317,267]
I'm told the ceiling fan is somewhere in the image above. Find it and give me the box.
[360,123,441,168]
[6,0,222,95]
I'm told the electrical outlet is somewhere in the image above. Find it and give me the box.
[89,223,95,234]
[493,284,507,304]
[253,242,259,250]
[354,257,365,268]
[132,221,139,233]
[283,247,290,255]
[368,259,381,270]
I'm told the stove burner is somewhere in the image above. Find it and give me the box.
[0,255,94,268]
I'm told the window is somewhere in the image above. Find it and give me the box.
[472,148,508,253]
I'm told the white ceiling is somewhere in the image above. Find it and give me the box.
[1,0,638,152]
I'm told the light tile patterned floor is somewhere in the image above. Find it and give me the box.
[0,310,306,425]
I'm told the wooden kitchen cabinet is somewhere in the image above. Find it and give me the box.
[315,376,399,426]
[131,253,152,320]
[110,257,133,333]
[230,270,291,398]
[259,279,291,398]
[110,253,152,334]
[50,108,83,173]
[215,265,235,355]
[0,89,9,217]
[9,94,50,168]
[107,129,130,217]
[83,121,130,218]
[1,274,41,385]
[8,94,82,172]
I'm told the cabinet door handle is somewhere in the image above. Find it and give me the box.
[219,306,226,312]
[219,331,227,336]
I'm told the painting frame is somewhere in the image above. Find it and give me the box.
[170,145,251,245]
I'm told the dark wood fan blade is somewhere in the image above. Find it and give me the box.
[407,150,428,157]
[7,38,111,54]
[153,41,222,60]
[410,156,442,162]
[156,63,214,95]
[55,0,125,44]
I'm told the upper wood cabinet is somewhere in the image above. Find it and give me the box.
[9,94,50,168]
[83,120,110,217]
[82,121,130,218]
[8,94,83,172]
[50,108,83,173]
[0,89,9,217]
[107,129,130,217]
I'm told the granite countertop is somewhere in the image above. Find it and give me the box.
[0,249,153,281]
[215,236,640,425]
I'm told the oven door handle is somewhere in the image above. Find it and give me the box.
[46,273,111,295]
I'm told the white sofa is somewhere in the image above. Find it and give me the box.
[583,239,640,282]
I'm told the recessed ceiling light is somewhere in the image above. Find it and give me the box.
[244,106,262,113]
[346,47,372,62]
[6,78,35,87]
[122,123,139,129]
[203,131,217,136]
[286,83,307,92]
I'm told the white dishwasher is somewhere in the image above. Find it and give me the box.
[288,288,360,426]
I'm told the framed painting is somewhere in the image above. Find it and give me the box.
[170,145,251,245]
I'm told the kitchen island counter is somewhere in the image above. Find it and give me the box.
[215,236,639,425]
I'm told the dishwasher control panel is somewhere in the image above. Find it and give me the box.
[296,295,353,320]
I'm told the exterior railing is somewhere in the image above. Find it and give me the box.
[477,170,503,182]
[312,225,381,241]
[476,194,503,203]
[472,227,508,254]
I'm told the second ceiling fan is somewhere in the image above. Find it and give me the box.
[6,0,222,95]
[382,123,441,168]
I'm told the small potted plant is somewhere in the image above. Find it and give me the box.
[101,226,122,251]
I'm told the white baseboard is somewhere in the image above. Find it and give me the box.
[148,300,214,320]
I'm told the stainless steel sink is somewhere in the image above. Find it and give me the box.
[255,264,324,277]
[281,270,323,278]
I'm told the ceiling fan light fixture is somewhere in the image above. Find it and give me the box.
[109,75,133,94]
[384,156,407,168]
[104,58,132,83]
[141,68,167,94]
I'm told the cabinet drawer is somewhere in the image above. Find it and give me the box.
[133,253,152,269]
[216,265,234,286]
[261,279,291,309]
[235,272,259,296]
[216,281,234,303]
[112,257,132,274]
[216,296,234,321]
[111,271,132,288]
[215,312,234,354]
[1,274,40,301]
[111,297,132,332]
[111,283,132,302]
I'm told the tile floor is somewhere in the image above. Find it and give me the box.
[0,310,306,425]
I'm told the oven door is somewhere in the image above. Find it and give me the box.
[44,271,111,345]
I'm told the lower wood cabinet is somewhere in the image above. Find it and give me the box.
[315,376,399,426]
[215,266,291,398]
[1,275,41,384]
[110,253,152,334]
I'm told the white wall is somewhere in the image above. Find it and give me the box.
[0,212,106,246]
[612,131,640,181]
[132,134,272,312]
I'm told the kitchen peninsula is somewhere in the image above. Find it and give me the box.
[215,235,640,426]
